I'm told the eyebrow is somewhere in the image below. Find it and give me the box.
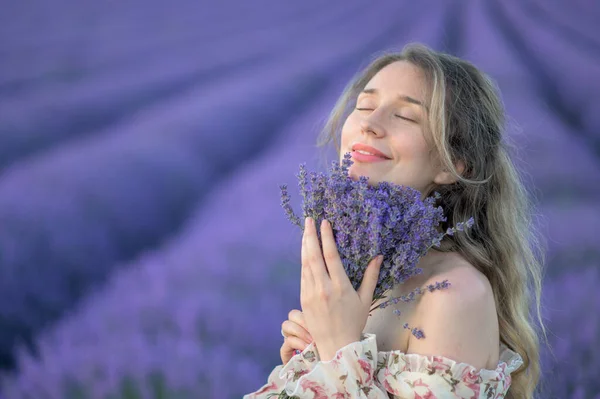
[360,88,428,111]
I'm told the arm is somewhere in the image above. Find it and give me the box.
[244,334,391,399]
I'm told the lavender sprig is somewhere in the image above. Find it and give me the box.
[375,280,452,310]
[279,184,301,228]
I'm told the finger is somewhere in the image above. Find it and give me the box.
[282,319,313,343]
[357,255,383,304]
[304,217,329,284]
[281,337,310,364]
[301,219,314,287]
[284,336,311,351]
[300,230,313,307]
[320,219,349,287]
[288,309,308,330]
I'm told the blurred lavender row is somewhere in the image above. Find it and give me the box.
[0,1,362,169]
[0,57,326,369]
[1,251,287,399]
[0,0,323,88]
[540,266,600,399]
[487,0,600,138]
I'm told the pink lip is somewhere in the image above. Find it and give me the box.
[350,143,390,163]
[351,151,389,163]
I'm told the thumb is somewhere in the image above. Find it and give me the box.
[357,255,383,303]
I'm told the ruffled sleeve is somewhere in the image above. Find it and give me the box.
[375,337,524,398]
[244,333,524,398]
[243,344,322,398]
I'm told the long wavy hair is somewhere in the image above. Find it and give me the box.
[316,43,547,399]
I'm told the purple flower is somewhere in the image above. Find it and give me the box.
[280,153,472,339]
[403,323,425,340]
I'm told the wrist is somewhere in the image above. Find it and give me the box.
[318,335,362,362]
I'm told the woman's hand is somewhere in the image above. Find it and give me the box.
[280,309,313,365]
[300,217,383,362]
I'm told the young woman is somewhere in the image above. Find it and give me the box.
[245,43,545,399]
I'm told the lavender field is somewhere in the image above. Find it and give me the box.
[0,0,599,398]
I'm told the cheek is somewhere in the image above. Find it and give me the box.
[390,134,430,160]
[340,116,357,148]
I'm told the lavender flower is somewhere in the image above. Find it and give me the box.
[280,153,473,338]
[403,323,425,340]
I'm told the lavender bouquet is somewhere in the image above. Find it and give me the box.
[280,153,473,336]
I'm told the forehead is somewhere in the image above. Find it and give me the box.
[364,61,428,101]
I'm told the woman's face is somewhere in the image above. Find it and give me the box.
[340,61,447,194]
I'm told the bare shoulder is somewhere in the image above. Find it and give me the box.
[407,252,500,370]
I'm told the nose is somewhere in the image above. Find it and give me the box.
[359,114,386,137]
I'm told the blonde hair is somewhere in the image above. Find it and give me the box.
[317,44,547,399]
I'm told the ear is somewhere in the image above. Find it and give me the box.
[433,160,466,185]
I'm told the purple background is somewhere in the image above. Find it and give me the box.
[0,1,599,398]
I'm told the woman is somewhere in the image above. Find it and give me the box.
[244,43,546,398]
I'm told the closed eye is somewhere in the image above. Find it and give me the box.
[357,107,417,123]
[395,114,416,123]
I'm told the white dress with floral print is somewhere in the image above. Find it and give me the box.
[244,333,524,399]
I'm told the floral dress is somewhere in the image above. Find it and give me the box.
[244,333,524,398]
